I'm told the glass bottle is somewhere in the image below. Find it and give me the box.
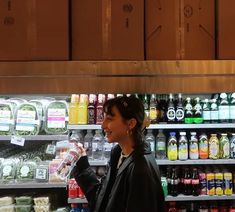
[193,97,203,124]
[199,133,209,159]
[191,168,200,196]
[189,132,199,160]
[230,93,235,123]
[178,132,188,161]
[84,129,93,159]
[230,133,235,159]
[92,130,104,160]
[219,133,230,159]
[175,93,184,123]
[219,93,230,123]
[210,99,219,123]
[167,93,175,123]
[143,94,149,118]
[202,99,211,123]
[145,129,155,154]
[184,97,193,124]
[87,94,96,124]
[167,132,178,161]
[156,129,166,159]
[149,94,157,124]
[209,134,219,159]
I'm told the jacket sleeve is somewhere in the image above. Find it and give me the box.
[72,156,101,208]
[126,160,165,212]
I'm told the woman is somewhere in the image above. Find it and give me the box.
[72,96,165,212]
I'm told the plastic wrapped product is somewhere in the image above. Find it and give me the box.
[15,204,32,212]
[34,204,50,212]
[16,160,37,182]
[35,161,49,182]
[0,197,14,207]
[14,103,40,136]
[45,101,68,135]
[0,159,17,183]
[33,197,50,206]
[0,204,15,212]
[15,196,33,205]
[48,159,64,183]
[0,102,15,135]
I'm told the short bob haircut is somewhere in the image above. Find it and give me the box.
[103,95,145,148]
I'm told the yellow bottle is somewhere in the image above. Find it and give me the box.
[69,94,79,124]
[78,94,88,124]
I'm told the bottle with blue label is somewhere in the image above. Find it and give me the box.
[189,132,199,160]
[167,132,178,161]
[178,131,188,161]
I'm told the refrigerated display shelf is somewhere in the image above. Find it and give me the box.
[68,198,88,204]
[68,123,235,130]
[156,159,235,165]
[165,194,235,201]
[0,183,66,189]
[0,135,68,141]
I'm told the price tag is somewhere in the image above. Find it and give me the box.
[46,144,56,155]
[11,136,25,146]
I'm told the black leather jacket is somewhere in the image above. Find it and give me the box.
[72,142,165,212]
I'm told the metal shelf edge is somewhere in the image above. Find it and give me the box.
[156,159,235,165]
[0,183,67,189]
[165,195,235,201]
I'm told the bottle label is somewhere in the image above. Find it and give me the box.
[184,179,192,184]
[223,141,230,157]
[230,105,235,119]
[36,168,47,180]
[219,105,230,120]
[88,108,95,124]
[210,111,219,120]
[96,108,104,124]
[179,143,188,159]
[202,111,210,121]
[167,108,175,121]
[192,179,199,185]
[176,108,184,121]
[157,141,166,151]
[170,179,179,185]
[149,108,157,120]
[209,142,219,157]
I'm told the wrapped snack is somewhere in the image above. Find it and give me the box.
[15,205,32,212]
[0,197,14,207]
[14,102,40,136]
[34,204,50,212]
[0,204,14,212]
[15,196,33,205]
[16,160,37,182]
[45,101,68,135]
[33,197,50,206]
[0,102,14,135]
[0,159,17,183]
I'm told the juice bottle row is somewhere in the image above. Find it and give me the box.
[145,129,235,160]
[161,166,235,197]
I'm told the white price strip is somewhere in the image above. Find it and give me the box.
[11,136,25,146]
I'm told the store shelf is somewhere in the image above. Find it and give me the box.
[156,159,235,165]
[90,160,107,166]
[68,125,102,130]
[165,194,235,201]
[68,123,235,131]
[68,198,88,204]
[0,183,66,189]
[0,135,68,141]
[149,123,235,129]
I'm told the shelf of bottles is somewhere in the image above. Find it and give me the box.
[165,194,235,201]
[156,159,235,165]
[0,183,67,189]
[0,135,68,141]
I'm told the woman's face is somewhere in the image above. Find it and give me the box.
[102,106,129,143]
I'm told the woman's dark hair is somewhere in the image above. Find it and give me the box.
[103,96,145,148]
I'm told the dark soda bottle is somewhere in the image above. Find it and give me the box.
[191,168,200,196]
[175,93,185,124]
[183,167,192,195]
[169,167,179,196]
[87,94,96,124]
[167,93,176,123]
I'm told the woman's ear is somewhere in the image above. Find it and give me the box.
[128,118,137,130]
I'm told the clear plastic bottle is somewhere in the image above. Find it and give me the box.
[167,132,178,161]
[92,130,104,160]
[103,136,113,159]
[78,94,88,124]
[145,129,155,154]
[70,130,84,144]
[178,131,188,161]
[156,129,166,159]
[84,130,93,159]
[69,94,79,125]
[189,132,199,160]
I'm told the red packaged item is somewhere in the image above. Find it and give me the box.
[68,178,79,198]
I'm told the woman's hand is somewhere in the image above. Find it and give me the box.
[74,142,87,157]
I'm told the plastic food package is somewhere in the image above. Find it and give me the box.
[33,197,50,206]
[15,196,33,205]
[49,159,64,183]
[0,197,14,207]
[35,161,49,182]
[15,205,32,212]
[0,204,15,212]
[0,159,17,183]
[16,160,37,182]
[34,204,50,212]
[45,101,68,135]
[14,102,40,136]
[0,102,15,135]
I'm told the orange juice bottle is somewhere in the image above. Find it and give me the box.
[69,94,79,124]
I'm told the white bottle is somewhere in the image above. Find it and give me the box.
[189,132,199,160]
[145,129,155,154]
[84,129,93,159]
[178,131,188,160]
[92,130,104,160]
